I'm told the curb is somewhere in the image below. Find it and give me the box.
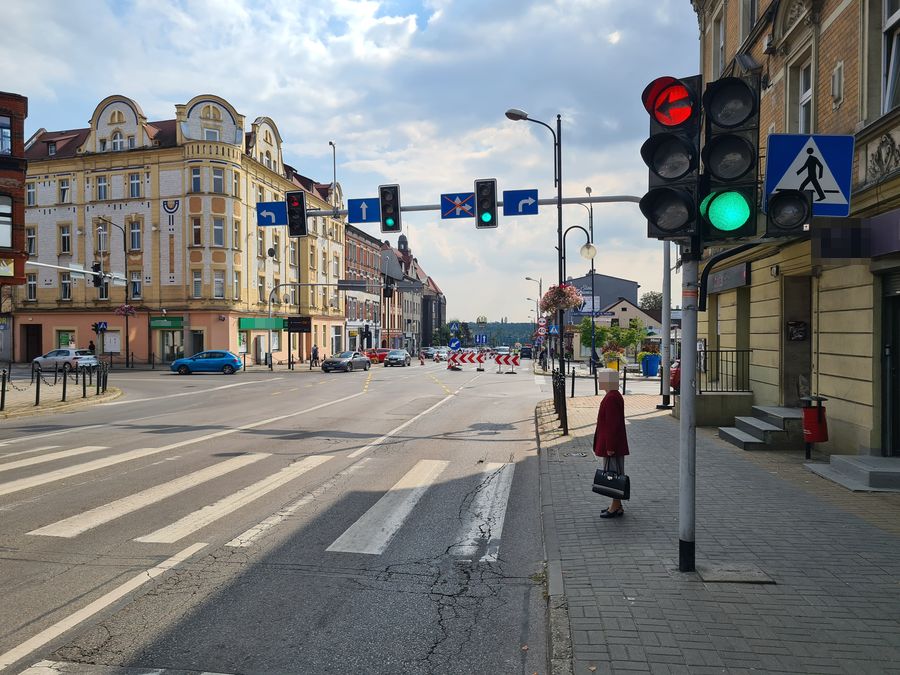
[0,386,123,419]
[535,402,574,675]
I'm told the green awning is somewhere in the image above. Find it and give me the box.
[238,317,285,330]
[150,317,184,329]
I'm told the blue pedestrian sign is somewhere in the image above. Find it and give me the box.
[548,325,559,335]
[256,202,287,226]
[348,198,380,224]
[449,337,461,350]
[449,321,460,333]
[441,193,475,219]
[97,321,108,332]
[502,189,539,216]
[764,134,855,217]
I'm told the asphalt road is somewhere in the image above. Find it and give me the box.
[0,361,551,674]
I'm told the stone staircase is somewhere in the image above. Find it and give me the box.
[718,405,803,451]
[806,456,900,491]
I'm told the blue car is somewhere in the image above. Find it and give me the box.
[170,350,242,375]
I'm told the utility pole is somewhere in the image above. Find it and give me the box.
[678,254,698,572]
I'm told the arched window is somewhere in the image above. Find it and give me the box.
[265,151,272,169]
[111,131,124,151]
[264,130,272,144]
[109,110,125,124]
[201,104,222,121]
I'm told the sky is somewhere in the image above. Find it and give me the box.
[2,0,700,322]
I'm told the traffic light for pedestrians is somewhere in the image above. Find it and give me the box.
[91,261,102,287]
[91,322,100,334]
[765,189,813,238]
[285,190,308,237]
[699,75,761,242]
[474,178,498,229]
[639,75,702,241]
[378,184,402,233]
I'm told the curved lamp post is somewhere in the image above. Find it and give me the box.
[562,224,596,368]
[97,216,130,368]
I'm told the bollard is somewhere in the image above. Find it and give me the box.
[61,367,68,402]
[571,368,575,398]
[594,368,599,396]
[74,364,79,384]
[621,363,627,395]
[95,366,101,395]
[54,364,59,385]
[82,366,87,398]
[1,369,6,411]
[31,363,36,385]
[103,364,109,392]
[35,373,41,406]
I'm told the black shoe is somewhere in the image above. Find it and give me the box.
[599,509,624,519]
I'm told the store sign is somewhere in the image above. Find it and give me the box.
[708,263,750,294]
[150,316,184,329]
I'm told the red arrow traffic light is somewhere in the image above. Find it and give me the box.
[642,76,696,127]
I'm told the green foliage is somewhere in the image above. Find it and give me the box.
[578,317,608,349]
[639,291,663,311]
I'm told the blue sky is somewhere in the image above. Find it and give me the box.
[2,0,700,321]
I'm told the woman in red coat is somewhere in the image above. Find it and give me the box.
[593,389,629,518]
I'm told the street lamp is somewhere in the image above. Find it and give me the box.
[97,216,130,368]
[562,224,596,368]
[328,141,337,207]
[585,186,599,371]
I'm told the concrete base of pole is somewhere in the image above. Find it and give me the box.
[679,539,695,572]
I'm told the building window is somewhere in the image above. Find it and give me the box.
[233,271,241,299]
[0,116,10,155]
[273,280,281,304]
[131,271,142,299]
[129,172,141,198]
[97,175,108,201]
[290,286,297,305]
[99,139,107,152]
[273,232,280,261]
[60,272,72,301]
[128,135,135,149]
[885,2,900,112]
[191,168,201,192]
[204,128,220,141]
[309,246,316,268]
[47,142,56,156]
[257,185,264,204]
[213,218,224,246]
[712,11,725,78]
[741,0,758,42]
[97,223,108,252]
[232,171,240,197]
[333,255,340,277]
[264,151,272,169]
[289,240,297,266]
[99,278,109,300]
[58,178,70,204]
[322,251,327,271]
[0,195,10,248]
[59,224,71,254]
[192,217,202,246]
[258,276,265,303]
[129,220,141,250]
[309,286,316,307]
[213,270,225,298]
[233,219,241,249]
[26,227,36,255]
[212,168,224,194]
[111,131,125,151]
[26,182,35,206]
[192,270,202,298]
[799,61,813,133]
[257,228,265,257]
[26,273,36,301]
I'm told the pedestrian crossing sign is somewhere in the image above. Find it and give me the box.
[764,134,855,217]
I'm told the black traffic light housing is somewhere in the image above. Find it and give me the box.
[474,178,498,229]
[378,184,401,233]
[91,323,100,334]
[285,190,308,237]
[91,261,103,287]
[766,189,813,238]
[639,75,702,240]
[699,75,761,242]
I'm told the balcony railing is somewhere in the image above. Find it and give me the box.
[697,348,752,393]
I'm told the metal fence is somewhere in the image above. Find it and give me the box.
[697,348,751,393]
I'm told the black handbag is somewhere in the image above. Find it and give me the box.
[592,467,630,500]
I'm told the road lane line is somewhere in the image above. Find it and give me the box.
[0,445,60,459]
[0,393,363,499]
[226,457,373,548]
[135,455,333,544]
[451,462,516,562]
[348,394,453,458]
[101,378,283,406]
[0,446,107,474]
[29,453,269,538]
[0,542,207,671]
[326,459,449,555]
[0,425,104,447]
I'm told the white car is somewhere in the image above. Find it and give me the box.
[33,348,99,371]
[495,346,511,356]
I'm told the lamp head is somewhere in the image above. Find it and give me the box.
[505,108,529,121]
[580,243,597,260]
[585,186,592,196]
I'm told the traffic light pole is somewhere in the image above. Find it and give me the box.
[679,254,699,572]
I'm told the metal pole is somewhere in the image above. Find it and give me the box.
[61,367,67,402]
[679,256,699,573]
[268,287,275,371]
[659,241,672,408]
[555,114,567,435]
[123,225,130,369]
[1,369,6,411]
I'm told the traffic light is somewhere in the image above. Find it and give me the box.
[639,75,702,240]
[699,75,761,241]
[474,179,498,228]
[285,190,308,237]
[91,261,102,287]
[91,322,100,334]
[378,184,401,233]
[766,190,813,238]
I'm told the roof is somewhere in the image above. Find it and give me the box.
[24,119,179,161]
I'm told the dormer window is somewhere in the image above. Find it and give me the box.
[112,131,124,151]
[99,139,107,152]
[265,151,272,169]
[203,128,220,141]
[201,104,222,121]
[48,142,56,156]
[109,110,125,124]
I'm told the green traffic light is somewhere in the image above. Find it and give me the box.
[702,190,750,231]
[481,212,493,223]
[385,217,395,228]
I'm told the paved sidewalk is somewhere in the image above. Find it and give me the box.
[0,366,120,418]
[537,394,900,674]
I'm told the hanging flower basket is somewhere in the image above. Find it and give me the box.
[540,284,583,314]
[115,304,137,317]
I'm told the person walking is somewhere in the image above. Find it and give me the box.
[593,389,629,518]
[88,340,96,354]
[311,344,319,368]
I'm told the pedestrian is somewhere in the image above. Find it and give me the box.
[593,389,629,518]
[311,344,319,367]
[88,340,96,354]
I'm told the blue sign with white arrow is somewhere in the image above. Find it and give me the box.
[449,337,461,350]
[348,198,380,224]
[764,134,855,217]
[502,189,539,216]
[441,192,475,219]
[256,202,287,226]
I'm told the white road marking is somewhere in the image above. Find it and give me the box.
[227,457,373,548]
[326,459,449,555]
[29,453,268,538]
[534,375,544,386]
[347,393,454,458]
[101,378,283,406]
[0,445,60,459]
[0,425,104,447]
[452,462,515,562]
[0,446,107,474]
[135,455,333,544]
[0,542,207,671]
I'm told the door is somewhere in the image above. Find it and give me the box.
[191,330,204,356]
[883,288,900,456]
[781,276,812,407]
[161,330,183,363]
[24,324,42,362]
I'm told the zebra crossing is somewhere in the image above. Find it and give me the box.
[2,438,519,561]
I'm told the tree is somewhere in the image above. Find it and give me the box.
[639,291,663,311]
[578,317,609,351]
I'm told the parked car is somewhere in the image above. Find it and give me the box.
[433,348,450,362]
[670,360,681,394]
[385,349,411,367]
[519,346,533,359]
[495,345,511,355]
[365,348,392,364]
[33,348,98,371]
[422,347,436,358]
[322,351,371,373]
[170,350,242,375]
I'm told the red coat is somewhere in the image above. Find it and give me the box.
[593,390,629,458]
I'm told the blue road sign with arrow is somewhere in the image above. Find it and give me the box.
[256,202,287,226]
[348,198,380,224]
[764,134,855,217]
[502,189,539,216]
[449,337,461,350]
[441,193,475,219]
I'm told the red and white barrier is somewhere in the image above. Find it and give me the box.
[494,354,520,367]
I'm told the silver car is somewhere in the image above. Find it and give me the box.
[33,348,99,371]
[385,349,411,367]
[322,351,372,373]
